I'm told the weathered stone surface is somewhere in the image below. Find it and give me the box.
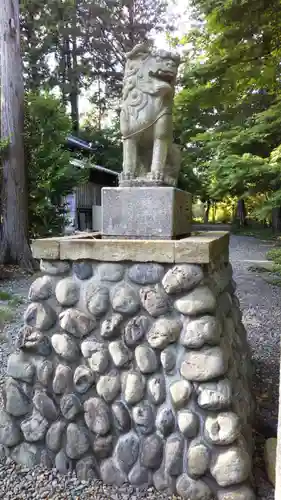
[197,379,232,410]
[100,458,126,486]
[176,474,213,500]
[76,456,97,481]
[177,410,199,438]
[92,434,113,459]
[160,346,176,372]
[124,315,150,347]
[205,412,241,445]
[156,407,175,437]
[59,309,96,337]
[109,340,131,367]
[210,446,251,486]
[181,315,221,349]
[112,401,131,433]
[7,353,34,383]
[165,434,183,476]
[37,360,53,386]
[21,410,48,442]
[5,378,30,416]
[217,485,256,500]
[55,277,80,306]
[97,371,121,402]
[147,374,166,405]
[51,333,79,361]
[153,466,173,493]
[40,449,54,469]
[40,260,70,275]
[33,391,58,420]
[101,188,191,242]
[264,437,276,486]
[73,262,93,280]
[147,317,182,349]
[101,313,123,338]
[129,263,165,285]
[86,282,110,316]
[162,264,204,294]
[46,421,66,452]
[187,442,210,477]
[60,393,82,420]
[24,302,57,330]
[84,397,111,435]
[132,403,155,435]
[217,292,232,316]
[181,346,228,382]
[110,282,140,315]
[0,409,21,446]
[96,263,125,282]
[129,461,151,486]
[123,372,145,405]
[140,284,169,317]
[66,423,90,459]
[170,380,192,409]
[28,275,54,301]
[175,286,216,316]
[115,432,139,473]
[74,365,95,393]
[53,364,73,394]
[140,434,163,469]
[135,345,158,374]
[55,450,72,474]
[81,339,109,373]
[16,327,51,356]
[11,443,41,468]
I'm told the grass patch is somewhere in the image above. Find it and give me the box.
[0,291,13,301]
[0,307,13,324]
[0,290,24,307]
[263,276,281,287]
[8,296,24,306]
[232,226,280,241]
[267,248,281,275]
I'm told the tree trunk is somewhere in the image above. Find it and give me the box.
[0,0,34,269]
[236,198,247,227]
[203,200,210,224]
[271,207,281,233]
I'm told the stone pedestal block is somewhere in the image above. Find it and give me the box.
[0,233,255,499]
[101,187,192,239]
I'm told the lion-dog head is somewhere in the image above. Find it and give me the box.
[120,41,180,138]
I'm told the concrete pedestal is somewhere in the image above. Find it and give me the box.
[101,187,192,239]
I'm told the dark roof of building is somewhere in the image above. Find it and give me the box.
[66,135,95,152]
[67,135,118,178]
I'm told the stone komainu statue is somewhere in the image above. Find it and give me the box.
[119,41,181,187]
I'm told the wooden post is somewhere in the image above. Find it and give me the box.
[0,0,34,268]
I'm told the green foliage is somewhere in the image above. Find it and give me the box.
[80,122,122,173]
[25,92,88,237]
[174,0,281,222]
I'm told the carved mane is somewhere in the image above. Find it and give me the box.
[120,43,180,139]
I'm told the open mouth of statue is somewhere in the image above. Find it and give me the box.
[150,70,175,84]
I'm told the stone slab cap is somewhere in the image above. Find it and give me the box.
[31,231,229,264]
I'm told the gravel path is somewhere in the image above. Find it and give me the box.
[230,235,279,499]
[0,234,279,499]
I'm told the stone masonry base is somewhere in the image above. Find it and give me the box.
[0,233,256,499]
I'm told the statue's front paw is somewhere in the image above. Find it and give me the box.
[164,175,177,187]
[119,171,135,181]
[148,171,165,182]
